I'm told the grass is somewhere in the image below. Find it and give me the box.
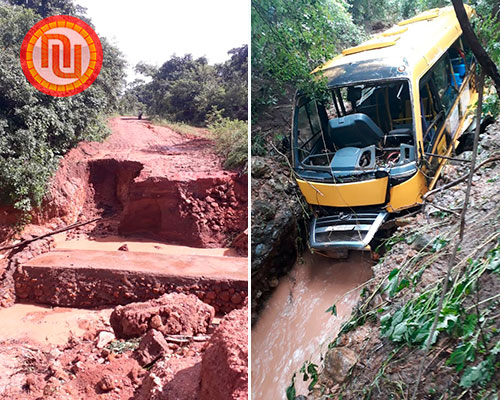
[151,118,203,137]
[209,116,248,171]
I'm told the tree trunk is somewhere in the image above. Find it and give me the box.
[451,0,500,94]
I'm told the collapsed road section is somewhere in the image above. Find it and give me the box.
[0,117,248,399]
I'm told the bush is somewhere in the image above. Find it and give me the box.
[208,112,248,172]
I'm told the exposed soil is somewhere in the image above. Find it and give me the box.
[0,117,248,399]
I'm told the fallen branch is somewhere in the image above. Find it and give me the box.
[423,154,500,201]
[427,202,461,217]
[163,334,210,344]
[0,216,105,252]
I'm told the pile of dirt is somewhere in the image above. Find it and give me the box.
[301,121,500,399]
[200,307,248,399]
[110,293,215,339]
[0,294,249,400]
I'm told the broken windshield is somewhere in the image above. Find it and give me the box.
[294,80,414,173]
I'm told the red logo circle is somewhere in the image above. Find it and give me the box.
[20,15,103,97]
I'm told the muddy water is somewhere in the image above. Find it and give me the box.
[53,233,240,257]
[0,304,112,346]
[252,251,373,399]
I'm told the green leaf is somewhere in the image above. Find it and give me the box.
[491,340,500,355]
[388,268,400,280]
[326,304,337,316]
[459,313,478,339]
[431,237,449,252]
[447,342,476,372]
[391,321,408,342]
[286,373,296,400]
[459,357,495,388]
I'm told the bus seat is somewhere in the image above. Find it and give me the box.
[328,113,384,148]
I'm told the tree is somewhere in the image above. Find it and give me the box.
[0,1,126,211]
[132,47,248,125]
[251,0,364,104]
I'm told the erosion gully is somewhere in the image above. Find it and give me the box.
[252,251,373,399]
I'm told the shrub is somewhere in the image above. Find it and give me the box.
[208,112,248,172]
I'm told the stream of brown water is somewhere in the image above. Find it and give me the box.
[251,251,373,399]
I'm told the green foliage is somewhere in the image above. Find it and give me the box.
[129,46,248,126]
[208,111,248,171]
[470,0,500,116]
[0,1,126,211]
[251,0,365,107]
[431,236,450,252]
[106,337,141,354]
[151,118,202,137]
[459,356,495,388]
[300,361,319,391]
[6,0,86,18]
[286,372,296,400]
[385,268,411,297]
[326,304,337,316]
[380,242,500,391]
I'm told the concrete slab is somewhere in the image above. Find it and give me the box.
[15,250,247,313]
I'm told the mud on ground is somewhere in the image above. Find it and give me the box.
[305,121,500,399]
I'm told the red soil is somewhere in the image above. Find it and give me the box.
[0,117,248,400]
[0,117,248,249]
[200,307,249,400]
[110,293,215,339]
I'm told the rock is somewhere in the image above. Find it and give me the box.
[232,229,248,256]
[150,315,163,329]
[135,329,171,366]
[98,374,119,392]
[96,330,115,349]
[200,307,248,400]
[118,244,129,251]
[134,356,202,400]
[268,277,279,288]
[71,361,84,374]
[251,158,271,178]
[323,346,358,384]
[411,233,432,251]
[110,293,215,339]
[231,293,243,304]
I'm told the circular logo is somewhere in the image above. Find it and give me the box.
[20,15,103,97]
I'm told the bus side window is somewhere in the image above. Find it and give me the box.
[432,54,456,112]
[420,68,447,152]
[296,100,322,160]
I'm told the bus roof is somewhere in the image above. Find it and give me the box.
[315,6,473,87]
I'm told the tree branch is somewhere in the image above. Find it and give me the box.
[451,0,500,94]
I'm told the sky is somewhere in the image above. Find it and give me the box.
[77,0,249,83]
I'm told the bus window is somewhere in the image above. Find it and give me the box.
[420,72,445,152]
[296,99,328,164]
[432,54,456,111]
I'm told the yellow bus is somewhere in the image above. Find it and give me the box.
[292,6,479,255]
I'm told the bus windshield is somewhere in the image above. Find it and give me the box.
[295,80,414,170]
